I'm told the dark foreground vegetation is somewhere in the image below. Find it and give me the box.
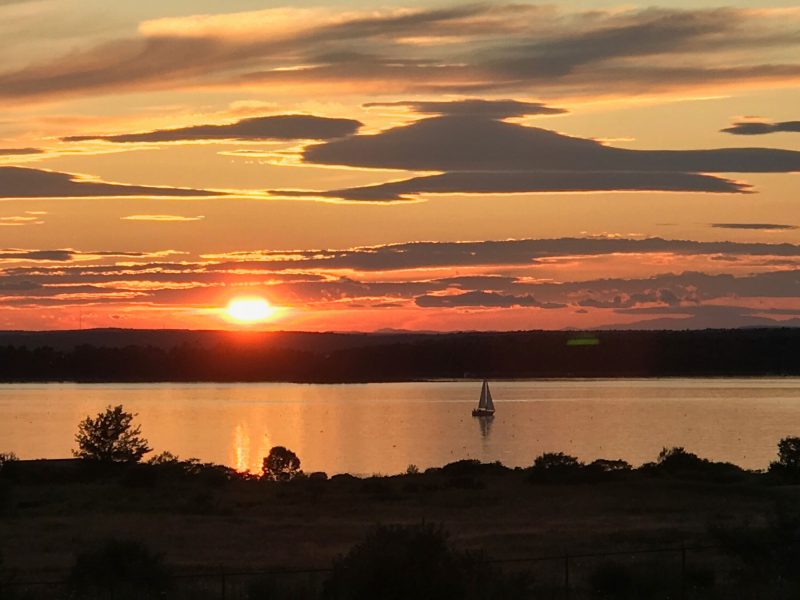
[4,449,800,599]
[5,404,800,598]
[0,327,799,381]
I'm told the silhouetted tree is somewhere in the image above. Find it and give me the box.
[262,446,302,481]
[776,437,800,470]
[769,436,800,482]
[73,405,151,463]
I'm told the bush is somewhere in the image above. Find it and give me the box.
[73,405,151,464]
[0,452,17,472]
[323,522,530,599]
[262,446,302,482]
[651,447,744,482]
[68,539,170,600]
[529,452,583,483]
[656,447,702,470]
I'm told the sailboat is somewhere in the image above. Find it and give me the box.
[472,380,496,417]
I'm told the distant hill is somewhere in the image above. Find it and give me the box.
[0,328,432,353]
[0,327,798,382]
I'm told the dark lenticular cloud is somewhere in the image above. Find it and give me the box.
[289,171,747,201]
[63,114,362,143]
[0,166,222,198]
[304,115,800,173]
[711,223,798,231]
[365,99,567,118]
[290,107,800,199]
[0,148,44,156]
[722,120,800,135]
[0,249,174,262]
[0,250,75,261]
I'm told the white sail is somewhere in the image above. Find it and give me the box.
[484,382,495,412]
[478,380,488,409]
[473,380,495,415]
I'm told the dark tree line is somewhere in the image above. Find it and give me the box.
[0,328,798,382]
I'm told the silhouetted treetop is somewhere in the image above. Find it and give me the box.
[73,405,151,463]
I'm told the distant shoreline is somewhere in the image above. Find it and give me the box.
[1,328,798,382]
[2,374,800,385]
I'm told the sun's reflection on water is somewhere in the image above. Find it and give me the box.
[232,422,273,473]
[232,423,250,473]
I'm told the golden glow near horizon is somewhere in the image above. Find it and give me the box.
[1,1,800,331]
[225,297,276,324]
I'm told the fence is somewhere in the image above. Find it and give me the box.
[0,542,780,599]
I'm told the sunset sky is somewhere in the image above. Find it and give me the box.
[1,0,799,331]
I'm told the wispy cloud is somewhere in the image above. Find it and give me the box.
[122,215,205,222]
[1,6,799,102]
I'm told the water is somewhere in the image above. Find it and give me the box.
[1,379,799,474]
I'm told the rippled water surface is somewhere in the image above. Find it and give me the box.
[2,379,799,474]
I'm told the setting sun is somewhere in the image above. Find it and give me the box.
[225,297,276,324]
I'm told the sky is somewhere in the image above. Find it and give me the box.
[1,0,799,331]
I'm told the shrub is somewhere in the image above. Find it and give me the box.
[406,464,420,475]
[587,458,632,473]
[657,447,702,469]
[323,523,530,599]
[73,405,151,464]
[652,447,744,482]
[0,452,17,472]
[440,459,482,476]
[68,539,170,600]
[262,446,302,482]
[529,452,583,483]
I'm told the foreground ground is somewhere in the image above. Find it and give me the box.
[1,460,796,576]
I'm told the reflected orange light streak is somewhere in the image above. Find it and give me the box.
[232,423,250,473]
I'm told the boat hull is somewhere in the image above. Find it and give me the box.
[472,409,495,417]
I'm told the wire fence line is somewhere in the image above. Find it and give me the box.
[0,541,726,599]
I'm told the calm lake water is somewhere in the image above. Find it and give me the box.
[1,379,799,474]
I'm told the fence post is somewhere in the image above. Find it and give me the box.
[563,553,570,600]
